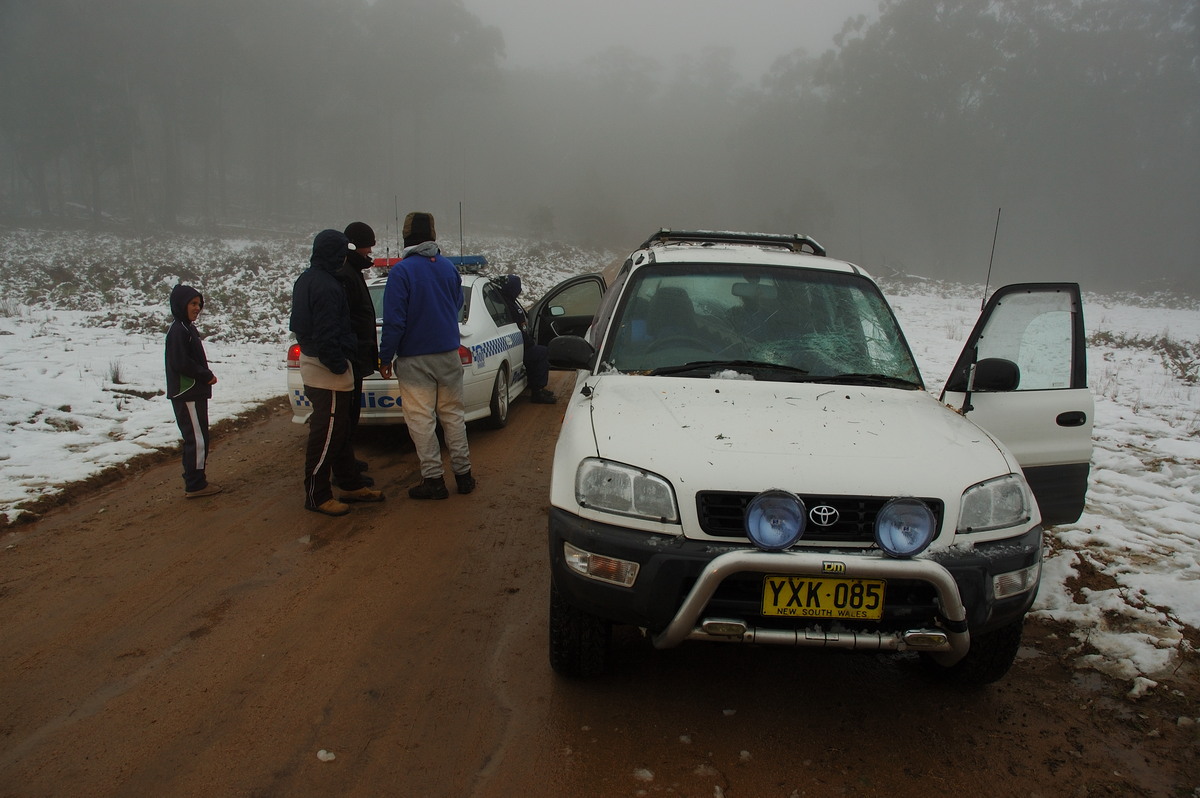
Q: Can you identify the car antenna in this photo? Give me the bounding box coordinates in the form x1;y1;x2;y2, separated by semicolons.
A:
981;207;1001;311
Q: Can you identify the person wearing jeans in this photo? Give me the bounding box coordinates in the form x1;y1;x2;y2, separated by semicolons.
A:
378;211;475;499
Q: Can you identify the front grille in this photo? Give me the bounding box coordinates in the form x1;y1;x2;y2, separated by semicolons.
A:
695;492;944;544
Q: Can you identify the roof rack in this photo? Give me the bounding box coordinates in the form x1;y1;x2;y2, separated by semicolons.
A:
639;229;826;257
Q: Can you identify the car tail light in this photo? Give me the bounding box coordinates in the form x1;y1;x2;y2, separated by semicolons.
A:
286;343;301;368
458;345;473;365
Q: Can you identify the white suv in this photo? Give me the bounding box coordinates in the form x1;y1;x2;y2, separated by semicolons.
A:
536;229;1092;685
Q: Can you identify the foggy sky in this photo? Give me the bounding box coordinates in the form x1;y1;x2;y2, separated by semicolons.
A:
2;0;1196;293
461;0;877;77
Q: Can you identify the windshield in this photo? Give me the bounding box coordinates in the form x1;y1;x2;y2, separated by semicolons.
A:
599;263;922;386
369;283;470;324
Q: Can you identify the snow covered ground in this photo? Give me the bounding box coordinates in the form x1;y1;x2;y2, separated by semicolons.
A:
1;229;1196;690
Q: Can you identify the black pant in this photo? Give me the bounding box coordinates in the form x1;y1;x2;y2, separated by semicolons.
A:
303;386;359;507
172;399;210;492
333;374;365;487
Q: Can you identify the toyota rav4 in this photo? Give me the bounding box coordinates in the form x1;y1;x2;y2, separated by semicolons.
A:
534;229;1092;685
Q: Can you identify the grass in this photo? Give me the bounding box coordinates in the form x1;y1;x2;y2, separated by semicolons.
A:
1089;330;1199;385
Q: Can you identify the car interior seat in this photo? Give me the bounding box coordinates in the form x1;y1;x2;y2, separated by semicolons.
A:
647;286;698;338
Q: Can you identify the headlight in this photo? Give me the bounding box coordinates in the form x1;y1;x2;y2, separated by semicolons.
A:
875;497;937;558
745;490;806;551
958;474;1033;533
575;458;678;522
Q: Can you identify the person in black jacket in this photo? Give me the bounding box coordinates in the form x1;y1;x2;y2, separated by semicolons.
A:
165;284;221;498
337;221;381;487
290;229;384;516
495;274;556;404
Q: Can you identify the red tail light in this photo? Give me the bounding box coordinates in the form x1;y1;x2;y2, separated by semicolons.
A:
458;345;473;365
286;343;302;367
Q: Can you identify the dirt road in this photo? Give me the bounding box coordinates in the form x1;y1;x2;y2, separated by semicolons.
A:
2;373;1197;798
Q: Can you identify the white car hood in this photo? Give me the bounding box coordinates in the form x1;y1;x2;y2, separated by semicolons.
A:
584;374;1015;498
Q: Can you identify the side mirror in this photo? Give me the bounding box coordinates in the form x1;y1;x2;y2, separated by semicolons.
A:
548;335;596;370
972;358;1020;391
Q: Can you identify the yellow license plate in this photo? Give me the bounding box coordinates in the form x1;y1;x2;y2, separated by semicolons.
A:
761;575;886;620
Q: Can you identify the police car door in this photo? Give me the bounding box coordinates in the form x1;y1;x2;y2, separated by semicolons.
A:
940;283;1093;526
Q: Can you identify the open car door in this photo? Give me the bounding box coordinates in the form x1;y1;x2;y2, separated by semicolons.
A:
528;273;607;349
940;283;1093;526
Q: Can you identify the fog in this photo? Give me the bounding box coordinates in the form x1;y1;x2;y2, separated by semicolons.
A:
1;0;1196;293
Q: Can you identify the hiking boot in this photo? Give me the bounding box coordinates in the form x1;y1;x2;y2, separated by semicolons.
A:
408;477;449;500
340;486;385;503
307;498;351;517
355;459;370;473
185;483;223;498
531;388;557;404
338;474;375;489
454;470;476;495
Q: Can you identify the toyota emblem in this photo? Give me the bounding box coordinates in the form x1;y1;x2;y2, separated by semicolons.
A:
809;505;839;527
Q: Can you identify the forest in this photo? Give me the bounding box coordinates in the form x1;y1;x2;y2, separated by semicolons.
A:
1;0;1196;291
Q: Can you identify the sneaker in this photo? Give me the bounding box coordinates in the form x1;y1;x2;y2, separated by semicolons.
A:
408;477;449;500
307;498;351;516
185;483;223;498
531;388;557;404
340;486;385;503
454;470;476;495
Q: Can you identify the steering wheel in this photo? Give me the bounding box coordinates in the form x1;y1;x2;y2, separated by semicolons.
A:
645;334;711;353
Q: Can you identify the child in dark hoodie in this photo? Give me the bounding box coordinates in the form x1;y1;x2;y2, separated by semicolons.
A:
166;284;221;498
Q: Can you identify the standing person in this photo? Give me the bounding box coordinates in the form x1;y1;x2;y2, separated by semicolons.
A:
165;284;221;498
337;221;381;487
494;274;556;404
290;228;384;516
378;211;475;499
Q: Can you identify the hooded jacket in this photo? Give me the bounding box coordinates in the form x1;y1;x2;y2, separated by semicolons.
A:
497;274;534;347
165;284;214;401
337;249;380;378
378;240;463;362
290;229;357;374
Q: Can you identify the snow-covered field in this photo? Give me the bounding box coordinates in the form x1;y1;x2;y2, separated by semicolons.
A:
1;229;1197;690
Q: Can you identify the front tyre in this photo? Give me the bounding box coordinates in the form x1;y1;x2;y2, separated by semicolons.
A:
922;617;1024;686
549;580;611;677
486;364;510;429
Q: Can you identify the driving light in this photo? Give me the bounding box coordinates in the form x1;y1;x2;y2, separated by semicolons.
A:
575;458;678;522
745;489;806;551
875;497;937;558
563;541;639;587
958;474;1033;533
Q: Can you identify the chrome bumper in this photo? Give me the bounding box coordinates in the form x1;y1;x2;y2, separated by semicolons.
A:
649;550;971;666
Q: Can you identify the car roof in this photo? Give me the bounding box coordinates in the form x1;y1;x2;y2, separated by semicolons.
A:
366;271;490;288
629;229;870;279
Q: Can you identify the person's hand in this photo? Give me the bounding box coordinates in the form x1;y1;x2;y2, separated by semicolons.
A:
379;360;393;379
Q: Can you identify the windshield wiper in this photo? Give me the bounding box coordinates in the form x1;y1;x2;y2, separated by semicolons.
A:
808;373;922;389
648;360;810;378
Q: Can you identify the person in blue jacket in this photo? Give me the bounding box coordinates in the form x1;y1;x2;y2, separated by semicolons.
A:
290;229;384;515
165;284;221;498
378;212;475;499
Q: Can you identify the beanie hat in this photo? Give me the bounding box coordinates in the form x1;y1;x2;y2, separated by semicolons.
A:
402;212;436;247
344;221;376;249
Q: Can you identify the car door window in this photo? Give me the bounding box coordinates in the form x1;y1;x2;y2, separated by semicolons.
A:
973;290;1076;390
482;282;515;327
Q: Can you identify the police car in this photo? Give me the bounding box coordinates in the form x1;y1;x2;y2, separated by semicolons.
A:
536;229;1093;685
287;256;528;428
